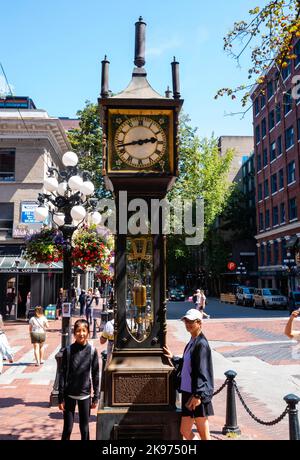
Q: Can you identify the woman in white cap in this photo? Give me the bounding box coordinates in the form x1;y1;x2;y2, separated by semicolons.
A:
164;308;214;440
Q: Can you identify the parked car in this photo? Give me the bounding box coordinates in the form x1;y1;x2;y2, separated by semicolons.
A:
236;286;255;306
169;289;185;301
253;288;288;309
288;291;300;314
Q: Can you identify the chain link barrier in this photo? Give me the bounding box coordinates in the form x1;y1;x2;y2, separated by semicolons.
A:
233;380;289;426
213;378;228;397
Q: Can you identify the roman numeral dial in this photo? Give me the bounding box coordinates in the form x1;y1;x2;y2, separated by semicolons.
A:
114;116;167;169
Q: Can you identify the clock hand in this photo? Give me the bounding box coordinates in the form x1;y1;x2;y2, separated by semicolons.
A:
119;137;157;147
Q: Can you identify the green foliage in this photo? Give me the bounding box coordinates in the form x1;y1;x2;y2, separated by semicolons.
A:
168;114;234;232
67;101;111;198
216;0;300;106
221;184;256;239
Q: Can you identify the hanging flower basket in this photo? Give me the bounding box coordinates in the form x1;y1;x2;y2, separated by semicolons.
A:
72;225;114;270
24;227;64;264
95;252;114;282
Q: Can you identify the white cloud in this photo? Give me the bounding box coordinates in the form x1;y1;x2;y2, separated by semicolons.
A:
0;75;15;97
147;38;182;58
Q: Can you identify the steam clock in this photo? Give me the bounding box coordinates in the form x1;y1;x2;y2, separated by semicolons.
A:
97;17;183;440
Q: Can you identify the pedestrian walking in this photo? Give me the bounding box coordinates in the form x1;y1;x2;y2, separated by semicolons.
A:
85;288;95;325
58;319;99;440
29;306;49;366
100;318;114;368
25;291;31;319
5;289;15;318
194;289;210;319
56;288;64;319
0;314;14;374
94;288;101;307
164;308;214;440
79;289;87;317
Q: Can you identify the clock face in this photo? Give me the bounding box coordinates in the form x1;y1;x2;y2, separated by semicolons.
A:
114;116;167;169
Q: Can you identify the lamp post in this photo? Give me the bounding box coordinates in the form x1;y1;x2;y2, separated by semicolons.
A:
236;262;247;285
282;251;297;301
34;151;100;406
14;258;20;320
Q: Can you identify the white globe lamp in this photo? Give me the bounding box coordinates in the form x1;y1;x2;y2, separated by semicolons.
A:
71;205;86;221
53;213;65;226
68;175;83;191
80;181;95;196
57;181;68;196
62;151;78;167
34;206;48;221
90;211;102;225
44;176;58;192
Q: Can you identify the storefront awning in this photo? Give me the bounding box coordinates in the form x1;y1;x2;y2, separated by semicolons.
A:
0;256;63;273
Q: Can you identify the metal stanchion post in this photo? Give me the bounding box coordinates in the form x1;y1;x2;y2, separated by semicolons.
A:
222;370;241;435
100;350;107;393
284;394;300;440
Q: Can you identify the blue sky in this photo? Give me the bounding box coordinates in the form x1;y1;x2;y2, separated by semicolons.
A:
0;0;266;138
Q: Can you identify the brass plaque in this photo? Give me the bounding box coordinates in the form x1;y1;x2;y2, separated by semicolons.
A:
113;373;168;405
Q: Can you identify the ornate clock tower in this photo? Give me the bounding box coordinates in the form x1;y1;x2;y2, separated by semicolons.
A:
97;17;183;440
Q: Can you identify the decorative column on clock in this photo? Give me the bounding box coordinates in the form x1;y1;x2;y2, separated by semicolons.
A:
96;17;183;440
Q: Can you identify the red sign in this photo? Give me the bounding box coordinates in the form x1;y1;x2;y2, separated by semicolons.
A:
227;262;237;271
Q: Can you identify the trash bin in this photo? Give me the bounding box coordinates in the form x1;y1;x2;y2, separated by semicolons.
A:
44;304;56;320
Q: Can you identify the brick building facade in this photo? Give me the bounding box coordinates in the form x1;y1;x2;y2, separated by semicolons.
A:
252;40;300;294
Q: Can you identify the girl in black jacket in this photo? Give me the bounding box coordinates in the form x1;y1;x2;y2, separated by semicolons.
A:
58;319;99;440
164;309;214;440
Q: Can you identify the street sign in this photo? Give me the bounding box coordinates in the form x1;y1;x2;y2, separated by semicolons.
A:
227;262;237;271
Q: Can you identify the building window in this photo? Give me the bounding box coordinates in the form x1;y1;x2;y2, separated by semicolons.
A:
267;80;274;99
282;61;292;80
280;202;285;223
271;173;277;194
285;126;294;150
270;141;276;161
289;197;297;220
298;118;300;141
266;242;272;265
260;245;265;266
264;179;269;198
287;160;296;184
273;206;279;226
255;125;260;144
254;98;260;115
258;183;263;201
263;148;268;167
269;110;275;130
257;153;262;171
0;203;13;236
295;40;300;67
279;168;284;189
0;149;15;182
274;241;279;265
277;135;282;156
275;103;281;124
261;118;266;137
261;93;266;108
259;212;264;230
284;90;292;115
265;209;270;228
281;239;287;263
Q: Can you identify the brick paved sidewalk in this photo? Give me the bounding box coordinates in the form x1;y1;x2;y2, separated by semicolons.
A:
0;315;295;440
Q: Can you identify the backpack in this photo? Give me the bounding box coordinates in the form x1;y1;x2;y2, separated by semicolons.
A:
65;343;95;386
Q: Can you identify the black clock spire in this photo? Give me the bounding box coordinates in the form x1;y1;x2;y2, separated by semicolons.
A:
134;16;146;68
171;56;181;99
101;55;110;98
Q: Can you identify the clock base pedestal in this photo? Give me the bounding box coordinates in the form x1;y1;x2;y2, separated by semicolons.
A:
96;353;182;440
96;398;182;440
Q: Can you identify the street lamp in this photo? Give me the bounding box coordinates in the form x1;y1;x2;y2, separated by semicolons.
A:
14;258;20;320
282;251;297;300
35;151;99;406
236;262;247;284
